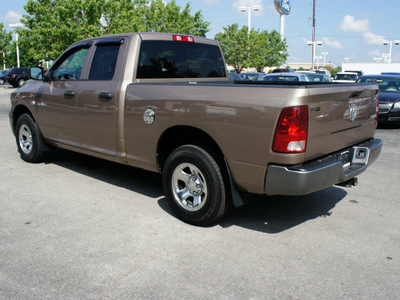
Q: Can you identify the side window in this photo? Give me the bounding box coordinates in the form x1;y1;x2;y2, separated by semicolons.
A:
89;44;120;80
52;47;89;81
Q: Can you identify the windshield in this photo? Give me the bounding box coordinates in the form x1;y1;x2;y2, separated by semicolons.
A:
357;77;400;92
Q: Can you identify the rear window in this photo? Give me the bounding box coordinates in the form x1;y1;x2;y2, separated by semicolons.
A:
137;40;226;79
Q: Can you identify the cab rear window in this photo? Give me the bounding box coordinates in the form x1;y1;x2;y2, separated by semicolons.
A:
137;40;226;79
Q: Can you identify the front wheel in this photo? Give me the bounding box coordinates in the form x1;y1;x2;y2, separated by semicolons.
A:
162;145;228;226
15;114;47;163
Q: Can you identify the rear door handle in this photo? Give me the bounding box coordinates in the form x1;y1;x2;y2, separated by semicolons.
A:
99;92;113;101
64;91;75;97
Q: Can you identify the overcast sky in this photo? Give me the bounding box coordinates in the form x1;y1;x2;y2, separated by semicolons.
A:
1;0;399;66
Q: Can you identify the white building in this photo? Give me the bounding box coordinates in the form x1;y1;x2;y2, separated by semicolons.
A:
342;62;400;75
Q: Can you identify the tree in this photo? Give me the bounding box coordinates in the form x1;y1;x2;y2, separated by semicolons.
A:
19;0;210;64
325;65;341;77
215;23;288;72
0;23;12;69
21;0;106;63
104;0;210;37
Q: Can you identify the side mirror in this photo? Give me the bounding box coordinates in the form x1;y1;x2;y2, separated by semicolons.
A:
29;67;44;80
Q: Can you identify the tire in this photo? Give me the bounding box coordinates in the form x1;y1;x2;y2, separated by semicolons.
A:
0;78;4;85
18;79;26;87
162;145;228;226
15;114;47;163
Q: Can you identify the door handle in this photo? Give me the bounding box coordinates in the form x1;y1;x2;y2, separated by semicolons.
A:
64;91;75;98
99;92;113;101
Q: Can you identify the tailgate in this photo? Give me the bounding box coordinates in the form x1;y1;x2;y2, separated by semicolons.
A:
305;83;378;161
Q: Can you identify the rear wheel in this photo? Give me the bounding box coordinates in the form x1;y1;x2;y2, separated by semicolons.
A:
18;79;25;87
163;145;228;226
0;78;4;85
15;114;47;163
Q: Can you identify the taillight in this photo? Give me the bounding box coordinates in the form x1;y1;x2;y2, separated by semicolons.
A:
273;106;308;153
173;35;195;42
12;74;16;78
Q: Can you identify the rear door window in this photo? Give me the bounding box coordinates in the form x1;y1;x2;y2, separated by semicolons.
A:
137;40;226;79
89;43;121;80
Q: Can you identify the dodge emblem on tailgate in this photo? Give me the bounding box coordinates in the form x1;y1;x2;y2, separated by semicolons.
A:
349;104;357;122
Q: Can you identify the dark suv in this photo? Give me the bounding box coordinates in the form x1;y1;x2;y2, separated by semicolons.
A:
6;67;29;87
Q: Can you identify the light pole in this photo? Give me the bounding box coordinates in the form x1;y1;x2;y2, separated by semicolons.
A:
344;57;350;63
373;57;383;63
9;23;23;68
383;40;400;63
307;41;322;69
321;51;328;66
315;56;322;69
239;5;261;36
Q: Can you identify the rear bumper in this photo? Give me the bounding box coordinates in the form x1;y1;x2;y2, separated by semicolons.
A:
265;138;382;196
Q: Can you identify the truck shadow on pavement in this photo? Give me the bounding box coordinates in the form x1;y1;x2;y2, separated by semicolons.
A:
47;148;347;233
219;187;347;233
46;148;164;198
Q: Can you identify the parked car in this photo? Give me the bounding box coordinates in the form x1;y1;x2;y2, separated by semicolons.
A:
333;72;359;83
239;72;266;81
262;73;311;82
271;68;295;73
357;74;400;124
381;72;400;76
306;73;332;82
296;71;332;82
0;70;8;85
228;73;243;80
345;70;363;77
315;69;332;77
6;67;29;87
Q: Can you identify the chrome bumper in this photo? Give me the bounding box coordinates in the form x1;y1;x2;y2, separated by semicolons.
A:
265;138;383;196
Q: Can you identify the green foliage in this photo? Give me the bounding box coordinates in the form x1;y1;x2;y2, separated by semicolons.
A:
0;23;12;68
18;0;210;64
325;65;341;77
215;23;288;72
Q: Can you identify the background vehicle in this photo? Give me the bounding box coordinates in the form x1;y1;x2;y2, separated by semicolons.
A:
271;68;295;73
357;74;400;124
9;32;382;226
345;70;363;77
381;72;400;76
0;70;8;85
334;72;359;83
315;69;332;77
239;72;265;81
296;71;332;82
262;73;311;82
6;67;29;87
228;73;242;80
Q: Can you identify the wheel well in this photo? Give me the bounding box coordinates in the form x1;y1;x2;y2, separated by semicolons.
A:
12;105;34;131
157;126;225;171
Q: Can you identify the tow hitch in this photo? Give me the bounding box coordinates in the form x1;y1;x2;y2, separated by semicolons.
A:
336;177;358;188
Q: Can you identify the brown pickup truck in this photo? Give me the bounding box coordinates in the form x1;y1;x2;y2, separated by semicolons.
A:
9;32;382;226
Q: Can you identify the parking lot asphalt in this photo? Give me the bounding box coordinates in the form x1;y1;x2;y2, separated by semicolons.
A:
1;87;399;299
